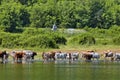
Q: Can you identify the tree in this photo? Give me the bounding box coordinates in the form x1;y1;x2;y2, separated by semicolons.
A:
0;1;30;32
19;8;30;27
18;0;37;6
0;1;20;32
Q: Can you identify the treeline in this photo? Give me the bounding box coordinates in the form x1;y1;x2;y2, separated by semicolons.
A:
0;0;120;32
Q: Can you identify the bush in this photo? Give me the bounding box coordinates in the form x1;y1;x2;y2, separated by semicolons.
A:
0;38;2;45
22;35;58;48
1;33;21;48
23;28;52;35
113;36;120;45
23;28;41;35
79;35;95;45
51;33;67;45
70;33;96;45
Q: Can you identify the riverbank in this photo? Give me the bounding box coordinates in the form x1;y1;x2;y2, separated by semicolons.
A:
1;45;120;54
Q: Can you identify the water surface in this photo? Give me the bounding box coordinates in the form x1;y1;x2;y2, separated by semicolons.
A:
0;61;120;80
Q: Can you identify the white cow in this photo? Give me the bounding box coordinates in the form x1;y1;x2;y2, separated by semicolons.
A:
71;52;79;61
55;52;67;60
114;53;120;61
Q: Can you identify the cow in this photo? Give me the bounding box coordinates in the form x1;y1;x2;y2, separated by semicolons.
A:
23;50;37;62
103;50;114;61
82;53;93;61
71;52;79;61
0;51;9;63
42;51;56;61
55;51;67;60
82;50;100;61
66;53;72;60
10;50;25;63
113;53;120;61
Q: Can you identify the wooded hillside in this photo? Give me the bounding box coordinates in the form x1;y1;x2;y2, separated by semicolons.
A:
0;0;120;32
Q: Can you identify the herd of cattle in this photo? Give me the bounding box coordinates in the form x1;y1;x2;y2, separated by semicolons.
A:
0;50;120;64
42;50;120;62
0;50;37;63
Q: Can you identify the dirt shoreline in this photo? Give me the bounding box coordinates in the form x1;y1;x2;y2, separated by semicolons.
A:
46;49;120;54
1;47;120;54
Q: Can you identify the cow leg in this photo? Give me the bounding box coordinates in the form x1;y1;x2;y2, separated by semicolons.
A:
111;57;114;61
2;55;6;64
15;57;18;63
53;57;56;61
12;57;16;63
0;58;3;63
88;57;92;61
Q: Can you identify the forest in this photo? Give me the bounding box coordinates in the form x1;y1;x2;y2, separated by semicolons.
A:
0;0;120;32
0;0;120;50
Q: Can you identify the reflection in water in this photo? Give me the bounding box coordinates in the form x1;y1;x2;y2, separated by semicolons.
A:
0;62;120;80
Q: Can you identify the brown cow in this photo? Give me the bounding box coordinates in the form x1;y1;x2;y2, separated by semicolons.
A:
82;51;94;61
10;50;25;63
0;51;9;63
42;51;56;61
82;53;93;60
103;50;114;61
82;50;100;61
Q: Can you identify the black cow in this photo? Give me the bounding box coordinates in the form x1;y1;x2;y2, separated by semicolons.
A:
0;51;9;63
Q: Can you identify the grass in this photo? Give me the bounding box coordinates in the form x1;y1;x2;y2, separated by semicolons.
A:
59;44;120;53
1;44;120;54
0;27;120;56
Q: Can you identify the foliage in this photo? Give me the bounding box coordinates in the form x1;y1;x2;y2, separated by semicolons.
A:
0;26;120;49
112;36;120;45
51;33;67;45
0;0;120;48
0;28;67;48
0;1;30;32
0;32;59;48
0;38;2;45
70;33;96;45
0;33;21;48
23;28;67;45
0;0;120;32
22;35;58;48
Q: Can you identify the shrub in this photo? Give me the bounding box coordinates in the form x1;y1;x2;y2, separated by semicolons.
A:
0;38;2;45
113;36;120;45
22;35;58;48
23;28;41;35
23;28;52;35
70;33;96;45
51;33;67;45
1;33;21;48
78;35;95;45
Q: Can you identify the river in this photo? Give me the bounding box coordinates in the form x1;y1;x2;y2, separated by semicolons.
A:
0;61;120;80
